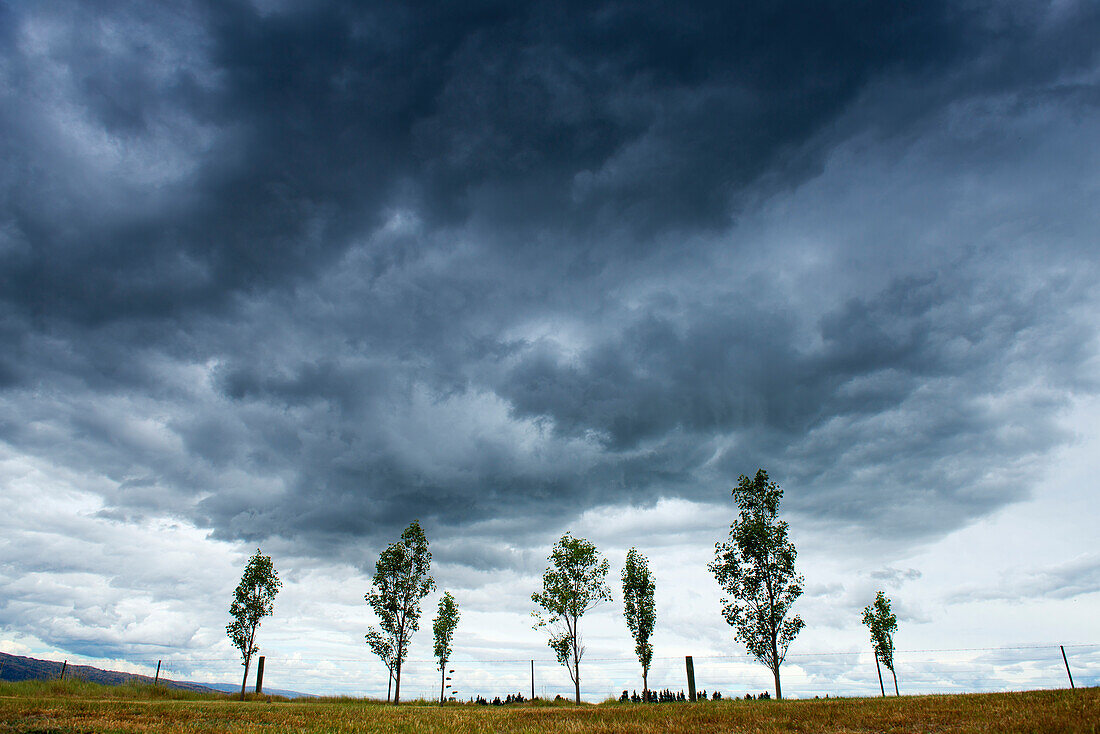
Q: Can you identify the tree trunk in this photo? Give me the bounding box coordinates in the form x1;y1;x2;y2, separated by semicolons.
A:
643;670;648;703
874;653;885;697
891;667;899;696
770;634;783;700
393;658;402;705
386;671;392;703
240;656;251;701
440;665;446;704
572;616;581;704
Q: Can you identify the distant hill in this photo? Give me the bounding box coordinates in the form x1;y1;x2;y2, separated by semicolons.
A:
0;652;218;693
0;652;313;698
190;682;316;699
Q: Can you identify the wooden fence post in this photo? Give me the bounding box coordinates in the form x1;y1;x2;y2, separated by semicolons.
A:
1060;646;1075;689
154;660;161;686
59;660;67;680
255;656;265;694
685;656;696;702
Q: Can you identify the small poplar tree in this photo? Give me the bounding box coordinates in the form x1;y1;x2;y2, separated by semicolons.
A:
365;520;435;705
531;532;611;703
432;591;460;704
862;590;900;696
708;469;804;700
364;627;397;702
621;547;656;699
226;549;281;700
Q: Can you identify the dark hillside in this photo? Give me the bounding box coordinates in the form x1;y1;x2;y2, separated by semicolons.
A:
0;652;217;694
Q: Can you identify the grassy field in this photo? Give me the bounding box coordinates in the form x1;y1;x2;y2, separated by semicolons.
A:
0;680;1096;733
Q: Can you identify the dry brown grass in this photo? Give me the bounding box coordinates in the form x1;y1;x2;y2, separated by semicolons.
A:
0;681;1096;733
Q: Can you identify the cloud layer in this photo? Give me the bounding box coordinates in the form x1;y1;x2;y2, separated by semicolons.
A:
1;0;1099;669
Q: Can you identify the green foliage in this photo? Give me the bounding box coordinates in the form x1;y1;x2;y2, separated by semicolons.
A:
432;591;460;704
432;592;460;669
621;547;656;687
226;549;282;669
531;533;611;702
708;470;804;698
862;591;899;672
364;627;396;678
365;520;435;703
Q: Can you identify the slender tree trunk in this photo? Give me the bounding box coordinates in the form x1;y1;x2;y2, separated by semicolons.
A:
394;657;402;705
240;655;251;701
386;671;392;703
643;670;648;703
891;667;899;696
770;635;783;700
874;653;885;697
240;624;257;701
440;665;445;704
572;616;581;704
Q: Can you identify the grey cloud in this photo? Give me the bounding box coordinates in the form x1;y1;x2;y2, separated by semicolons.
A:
0;0;1096;581
947;554;1100;604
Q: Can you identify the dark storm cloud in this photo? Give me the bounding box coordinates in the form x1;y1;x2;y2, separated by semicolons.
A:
0;0;1098;570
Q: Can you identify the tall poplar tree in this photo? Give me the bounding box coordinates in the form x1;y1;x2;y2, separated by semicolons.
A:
432;591;460;704
709;469;804;699
862;590;900;696
226;549;281;700
531;533;611;703
621;547;656;698
365;520;434;704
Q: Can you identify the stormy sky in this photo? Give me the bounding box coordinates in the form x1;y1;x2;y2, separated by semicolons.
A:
1;0;1098;698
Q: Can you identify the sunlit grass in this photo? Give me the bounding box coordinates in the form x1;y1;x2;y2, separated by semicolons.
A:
0;679;1095;733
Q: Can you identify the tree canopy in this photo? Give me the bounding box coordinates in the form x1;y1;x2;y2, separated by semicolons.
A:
532;532;611;703
708;469;804;700
432;591;460;703
862;590;900;695
226;549;281;700
621;547;656;696
365;520;434;705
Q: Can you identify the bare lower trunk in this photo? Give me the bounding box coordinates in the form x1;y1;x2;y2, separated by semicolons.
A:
874;654;885;697
574;658;581;704
240;656;251;701
772;664;782;700
440;666;446;704
891;667;899;696
386;672;392;703
643;670;648;702
394;658;402;705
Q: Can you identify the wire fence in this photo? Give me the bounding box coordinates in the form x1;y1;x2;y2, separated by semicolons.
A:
38;643;1097;701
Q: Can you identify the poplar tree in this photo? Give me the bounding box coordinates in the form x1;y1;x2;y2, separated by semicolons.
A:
226;549;281;700
364;628;397;702
532;533;611;703
862;590;900;696
621;547;656;698
709;469;804;699
432;591;460;704
365;520;434;705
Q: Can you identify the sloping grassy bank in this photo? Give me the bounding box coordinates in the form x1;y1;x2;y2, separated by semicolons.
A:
0;680;1095;733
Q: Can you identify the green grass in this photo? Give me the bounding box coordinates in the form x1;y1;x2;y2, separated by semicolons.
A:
1;680;1096;733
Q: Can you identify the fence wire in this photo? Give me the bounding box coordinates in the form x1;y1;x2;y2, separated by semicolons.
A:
39;643;1097;701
